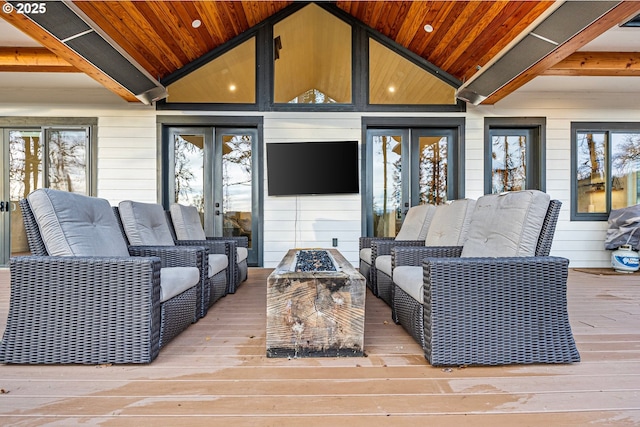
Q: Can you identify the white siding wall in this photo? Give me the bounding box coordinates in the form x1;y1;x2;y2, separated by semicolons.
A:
96;112;157;204
262;112;363;266
2;90;638;268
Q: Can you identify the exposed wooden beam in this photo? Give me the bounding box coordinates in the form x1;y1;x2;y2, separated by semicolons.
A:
482;1;640;105
0;47;80;72
0;8;140;102
544;51;640;76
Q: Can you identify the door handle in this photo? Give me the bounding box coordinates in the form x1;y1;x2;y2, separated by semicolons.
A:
0;201;4;212
215;210;221;216
0;201;6;212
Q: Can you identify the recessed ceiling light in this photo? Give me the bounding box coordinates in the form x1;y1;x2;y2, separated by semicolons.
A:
423;24;433;33
229;84;237;92
388;86;396;93
192;19;202;29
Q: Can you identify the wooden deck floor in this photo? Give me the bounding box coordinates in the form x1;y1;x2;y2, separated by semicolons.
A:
0;267;638;426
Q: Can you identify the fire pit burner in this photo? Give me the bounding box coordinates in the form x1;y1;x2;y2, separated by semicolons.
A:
294;250;336;272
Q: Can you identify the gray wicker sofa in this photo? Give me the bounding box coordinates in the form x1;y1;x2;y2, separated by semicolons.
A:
0;189;203;364
166;203;249;294
391;190;580;366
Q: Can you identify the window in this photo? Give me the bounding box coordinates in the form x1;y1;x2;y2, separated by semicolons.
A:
158;2;464;112
166;38;256;104
484;118;545;194
572;122;640;220
369;39;456;105
273;3;352;104
7;124;95;199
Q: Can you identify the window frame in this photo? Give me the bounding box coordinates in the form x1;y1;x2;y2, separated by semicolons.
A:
1;117;98;196
157;2;465;113
571;121;640;221
484;117;546;195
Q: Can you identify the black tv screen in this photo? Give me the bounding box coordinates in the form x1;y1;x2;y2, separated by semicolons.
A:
267;141;359;196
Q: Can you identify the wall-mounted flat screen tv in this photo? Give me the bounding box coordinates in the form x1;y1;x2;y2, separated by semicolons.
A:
267;141;359;196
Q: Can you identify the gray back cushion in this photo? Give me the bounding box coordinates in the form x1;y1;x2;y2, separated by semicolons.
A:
170;203;207;240
395;204;437;241
461;190;550;257
27;188;129;257
118;200;176;246
425;198;476;246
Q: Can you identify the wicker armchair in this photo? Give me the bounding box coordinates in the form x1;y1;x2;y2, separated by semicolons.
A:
0;191;200;364
358;204;435;296
166;203;249;294
114;201;229;319
391;192;580;366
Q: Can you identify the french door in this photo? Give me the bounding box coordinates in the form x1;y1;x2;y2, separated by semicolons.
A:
1;127;92;266
365;126;460;238
165;126;261;266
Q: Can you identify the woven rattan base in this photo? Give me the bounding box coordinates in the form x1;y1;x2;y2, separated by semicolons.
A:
376;270;393;307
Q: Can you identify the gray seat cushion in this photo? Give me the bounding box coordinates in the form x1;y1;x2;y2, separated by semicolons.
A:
160;267;200;302
119;200;175;246
208;254;228;277
359;247;372;264
395;204;437;241
169;203;207;240
237;247;248;263
375;255;393;277
27;189;129;257
425;198;476;246
461;190;551;258
393;266;424;303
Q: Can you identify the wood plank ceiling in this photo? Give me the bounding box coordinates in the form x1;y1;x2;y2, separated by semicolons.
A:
1;1;639;104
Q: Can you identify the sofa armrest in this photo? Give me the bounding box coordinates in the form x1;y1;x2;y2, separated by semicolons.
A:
0;256;163;364
359;236;394;250
175;239;236;294
421;256;578;366
178;239;231;255
393;246;463;267
128;245;206;269
374;240;425;258
207;235;248;248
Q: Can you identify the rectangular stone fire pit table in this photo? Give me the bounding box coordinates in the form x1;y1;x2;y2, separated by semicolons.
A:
266;249;366;358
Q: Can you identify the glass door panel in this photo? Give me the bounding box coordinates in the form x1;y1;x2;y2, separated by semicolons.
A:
217;129;258;265
416;134;449;205
8;129;42;261
369;130;409;238
172;131;206;213
220;133;252;243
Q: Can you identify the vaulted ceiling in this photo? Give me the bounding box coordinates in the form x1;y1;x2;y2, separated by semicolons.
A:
1;1;639;105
